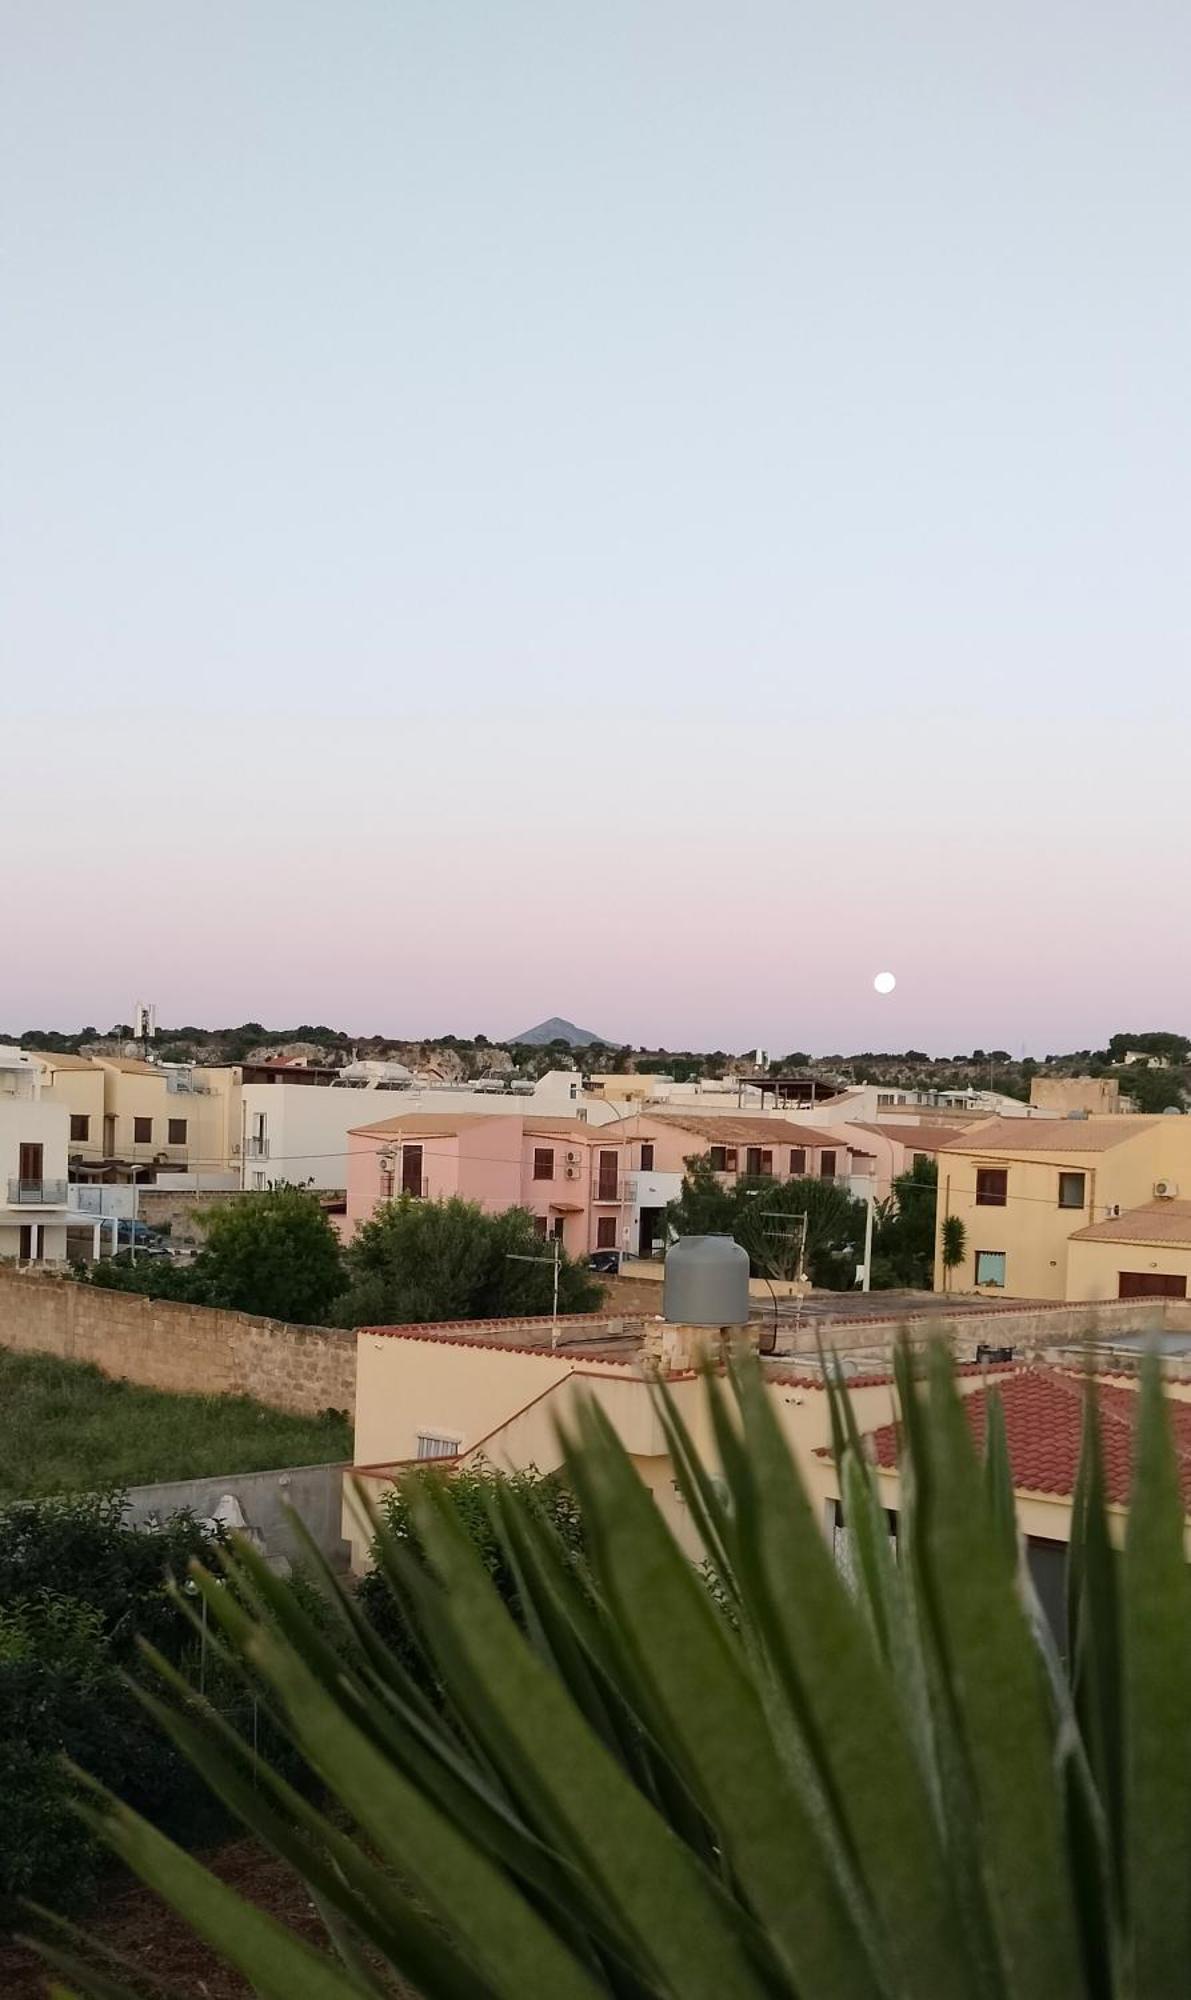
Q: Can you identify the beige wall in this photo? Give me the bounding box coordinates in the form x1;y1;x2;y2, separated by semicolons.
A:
1030;1077;1123;1115
0;1267;355;1416
934;1123;1191;1299
36;1062;107;1160
1067;1236;1191;1301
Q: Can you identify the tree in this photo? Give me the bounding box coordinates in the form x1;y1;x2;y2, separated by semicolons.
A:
0;1492;225;1921
663;1153;736;1239
1108;1030;1191;1065
336;1195;604;1327
666;1161;865;1289
197;1187;345;1324
1119;1066;1187;1114
941;1212;966;1288
54;1352;1191;1999
871;1158;938;1289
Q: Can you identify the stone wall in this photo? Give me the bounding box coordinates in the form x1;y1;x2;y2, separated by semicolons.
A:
0;1267;355;1417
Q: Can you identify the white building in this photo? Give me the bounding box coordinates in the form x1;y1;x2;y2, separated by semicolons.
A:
0;1047;123;1262
241;1069;587;1191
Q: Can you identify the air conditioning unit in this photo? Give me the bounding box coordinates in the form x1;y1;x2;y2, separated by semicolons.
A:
1154;1180;1179;1199
564;1163;582;1181
1107;1203;1121;1217
564;1149;582;1165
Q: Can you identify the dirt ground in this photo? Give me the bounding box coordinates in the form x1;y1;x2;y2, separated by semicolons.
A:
0;1837;334;1998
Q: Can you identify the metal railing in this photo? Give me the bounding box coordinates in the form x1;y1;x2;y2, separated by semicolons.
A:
7;1178;68;1205
245;1137;270;1159
593;1178;622;1203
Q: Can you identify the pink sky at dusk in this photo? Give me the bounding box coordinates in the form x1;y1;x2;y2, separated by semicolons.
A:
3;3;1189;1056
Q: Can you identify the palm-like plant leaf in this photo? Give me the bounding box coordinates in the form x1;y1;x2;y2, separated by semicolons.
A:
35;1340;1191;2000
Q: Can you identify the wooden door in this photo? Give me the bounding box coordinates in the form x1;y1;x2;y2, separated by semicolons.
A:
1118;1271;1188;1299
18;1142;43;1190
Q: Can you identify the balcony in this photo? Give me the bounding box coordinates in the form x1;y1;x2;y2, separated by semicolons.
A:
7;1178;69;1206
245;1137;270;1160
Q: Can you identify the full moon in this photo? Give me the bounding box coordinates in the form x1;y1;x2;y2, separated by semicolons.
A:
873;971;897;995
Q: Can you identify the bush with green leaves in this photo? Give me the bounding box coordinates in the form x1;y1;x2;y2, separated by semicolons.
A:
0;1493;226;1924
86;1186;347;1326
356;1462;585;1687
666;1154;867;1287
336;1194;605;1327
37;1347;1191;1997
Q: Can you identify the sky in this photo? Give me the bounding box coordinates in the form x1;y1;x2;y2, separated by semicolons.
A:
3;1;1189;1056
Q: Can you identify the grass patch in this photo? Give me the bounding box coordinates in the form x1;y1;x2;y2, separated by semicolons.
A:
0;1349;353;1499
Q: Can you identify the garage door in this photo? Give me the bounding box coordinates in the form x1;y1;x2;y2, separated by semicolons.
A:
1118;1271;1188;1299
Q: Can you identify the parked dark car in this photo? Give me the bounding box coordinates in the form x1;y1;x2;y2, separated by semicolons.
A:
589;1249;622;1276
115;1218;171;1254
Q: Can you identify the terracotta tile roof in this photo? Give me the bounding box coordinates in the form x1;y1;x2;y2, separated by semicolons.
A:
645;1112;849;1148
1069;1199;1191;1247
939;1116;1161;1155
358;1314;644;1365
864;1367;1191;1507
346;1112;617;1142
347;1112;498;1139
854;1122;967;1153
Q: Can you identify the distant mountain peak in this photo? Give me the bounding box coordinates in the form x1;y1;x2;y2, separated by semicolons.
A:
512;1016;606;1048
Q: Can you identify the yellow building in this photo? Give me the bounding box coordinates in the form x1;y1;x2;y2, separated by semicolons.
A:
345;1316;1191;1585
29;1052;108;1167
31;1052;239;1183
934;1115;1191;1301
1067;1201;1191;1302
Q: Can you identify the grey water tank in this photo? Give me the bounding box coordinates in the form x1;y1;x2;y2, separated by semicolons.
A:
663;1235;750;1327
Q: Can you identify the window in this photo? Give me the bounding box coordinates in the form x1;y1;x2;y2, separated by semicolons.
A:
975;1167;1008;1206
709;1146;738;1174
790;1148;806;1174
1058;1171;1086;1210
639;1143;655;1171
70;1114;90;1142
597;1150;619;1200
551;1217;565;1241
745;1147;773;1176
533;1147;555;1181
820;1150;837;1179
975;1251;1006;1288
133;1117;152;1144
416;1432;460;1462
596;1216;617;1248
400;1144;424;1196
533;1215;549;1238
168;1118;187;1145
18;1143;43;1189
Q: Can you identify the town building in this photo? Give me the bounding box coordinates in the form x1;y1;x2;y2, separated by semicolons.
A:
27;1051;239;1187
344;1113;627;1259
1029;1075;1126;1116
933;1115;1191;1301
241;1068;585;1193
0;1047;119;1261
345;1312;1188;1594
591;1112;878;1259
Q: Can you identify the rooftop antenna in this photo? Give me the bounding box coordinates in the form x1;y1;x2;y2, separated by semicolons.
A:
133;1001;157;1063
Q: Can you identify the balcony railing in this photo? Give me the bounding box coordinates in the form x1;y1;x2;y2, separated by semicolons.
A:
593;1177;622;1203
8;1178;69;1206
245;1137;270;1159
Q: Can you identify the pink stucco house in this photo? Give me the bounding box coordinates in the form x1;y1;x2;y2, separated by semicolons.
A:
344;1113;627;1259
346;1106;878;1265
